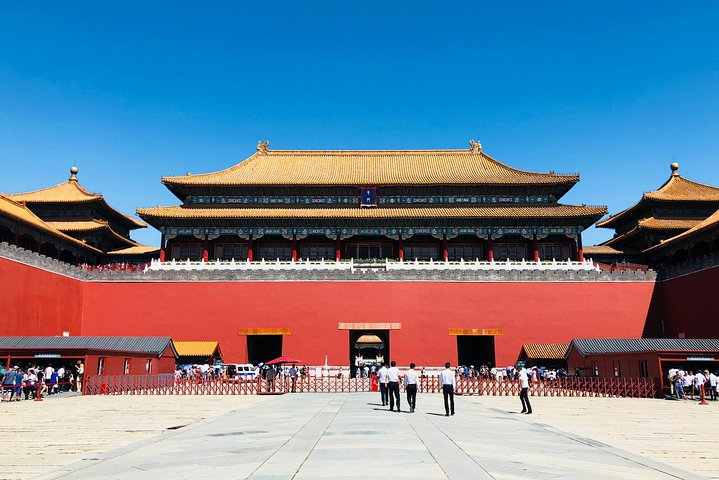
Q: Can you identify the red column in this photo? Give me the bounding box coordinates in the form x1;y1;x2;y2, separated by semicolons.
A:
291;234;297;262
335;235;341;261
442;234;448;262
398;235;404;261
487;234;494;262
248;235;254;262
532;234;539;262
159;233;166;262
203;234;209;262
577;231;584;262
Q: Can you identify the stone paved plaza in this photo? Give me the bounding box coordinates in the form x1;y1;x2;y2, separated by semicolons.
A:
1;392;717;480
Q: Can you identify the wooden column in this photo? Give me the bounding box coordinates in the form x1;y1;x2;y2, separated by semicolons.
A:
442;234;448;262
248;234;254;262
203;234;209;262
291;234;297;262
398;234;404;261
159;233;166;262
532;233;539;262
335;234;341;261
13;229;19;247
487;234;494;262
577;231;584;262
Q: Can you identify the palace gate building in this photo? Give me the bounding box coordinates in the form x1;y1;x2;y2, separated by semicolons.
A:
1;141;717;371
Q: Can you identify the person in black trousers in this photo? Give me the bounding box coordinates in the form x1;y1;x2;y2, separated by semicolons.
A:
517;364;532;414
387;361;401;412
404;363;418;413
440;362;455;416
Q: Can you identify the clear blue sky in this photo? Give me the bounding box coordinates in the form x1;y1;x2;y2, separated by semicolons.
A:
1;2;717;247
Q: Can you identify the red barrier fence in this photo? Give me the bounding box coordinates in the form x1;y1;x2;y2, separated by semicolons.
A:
86;375;657;398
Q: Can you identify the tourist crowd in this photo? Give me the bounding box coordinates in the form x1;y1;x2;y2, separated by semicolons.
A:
668;368;718;400
1;362;84;402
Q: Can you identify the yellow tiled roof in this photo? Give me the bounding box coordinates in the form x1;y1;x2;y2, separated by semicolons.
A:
521;343;570;360
583;245;624;255
106;245;160;255
644;208;719;254
137;204;607;220
602;217;700;248
162;148;580;187
7;178;146;228
636;218;703;230
45;220;109;232
645;175;719;202
0;194;101;253
7;179;101;203
597;170;719;229
46;220;138;247
173;341;220;357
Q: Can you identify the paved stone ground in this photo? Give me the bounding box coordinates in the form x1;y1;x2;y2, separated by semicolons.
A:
1;392;717;480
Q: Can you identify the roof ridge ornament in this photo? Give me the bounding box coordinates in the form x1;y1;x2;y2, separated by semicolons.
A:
469;139;482;154
69;166;78;182
257;140;270;154
670;162;680;176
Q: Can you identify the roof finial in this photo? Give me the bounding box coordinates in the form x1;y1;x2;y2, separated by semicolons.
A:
69;166;79;182
257;140;270;154
670;162;679;176
469;139;482;154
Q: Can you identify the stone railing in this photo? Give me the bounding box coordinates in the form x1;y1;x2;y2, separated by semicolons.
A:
656;253;719;281
0;242;657;283
146;257;600;273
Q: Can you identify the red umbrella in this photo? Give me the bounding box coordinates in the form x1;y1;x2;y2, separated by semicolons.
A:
265;356;302;365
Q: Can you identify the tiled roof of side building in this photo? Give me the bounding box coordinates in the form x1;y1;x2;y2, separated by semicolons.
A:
597;164;719;229
173;341;220;357
583;245;624;255
602;217;701;248
644;208;719;254
161;146;581;187
137;204;608;221
106;245;160;255
46;220;139;247
0;195;101;253
521;343;570;360
569;338;719;356
6;168;147;229
0;336;177;357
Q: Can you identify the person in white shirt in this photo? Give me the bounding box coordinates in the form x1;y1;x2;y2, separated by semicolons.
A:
377;364;389;406
708;371;718;401
404;363;419;413
694;371;706;399
387;361;402;412
439;362;456;416
517;364;532;414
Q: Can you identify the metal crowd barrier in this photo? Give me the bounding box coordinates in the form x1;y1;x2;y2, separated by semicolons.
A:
85;375;657;398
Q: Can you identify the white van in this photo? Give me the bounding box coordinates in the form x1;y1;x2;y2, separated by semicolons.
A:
226;364;257;381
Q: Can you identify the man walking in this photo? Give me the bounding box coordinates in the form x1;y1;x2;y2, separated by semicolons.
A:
289;363;298;393
440;362;455;416
518;363;532;414
378;363;389;406
405;363;418;413
387;361;401;412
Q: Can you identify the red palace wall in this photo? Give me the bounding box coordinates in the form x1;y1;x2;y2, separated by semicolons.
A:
81;280;657;367
661;265;719;339
0;258;83;336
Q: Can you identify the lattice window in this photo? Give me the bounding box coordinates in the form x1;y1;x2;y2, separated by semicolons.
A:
538;243;572;261
257;245;292;260
404;243;439;260
300;244;335;260
447;243;483;261
172;243;203;261
214;243;248;261
493;243;528;261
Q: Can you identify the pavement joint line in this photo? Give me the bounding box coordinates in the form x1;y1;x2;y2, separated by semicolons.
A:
39;397;269;480
404;414;451;480
291;397;346;479
479;404;706;480
245;395;343;479
410;412;495;480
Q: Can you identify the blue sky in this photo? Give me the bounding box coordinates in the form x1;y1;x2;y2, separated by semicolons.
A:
1;2;717;247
